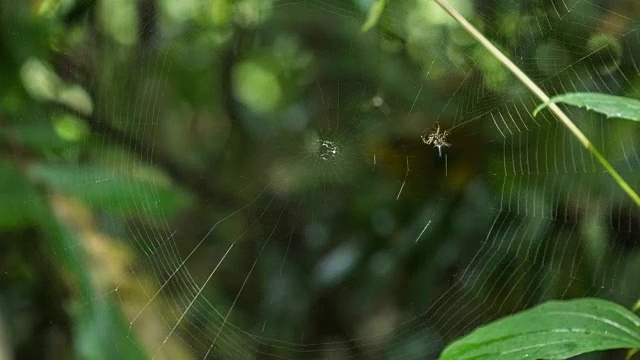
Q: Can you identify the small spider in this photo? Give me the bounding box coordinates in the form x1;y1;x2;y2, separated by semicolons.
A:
421;122;451;157
316;139;339;161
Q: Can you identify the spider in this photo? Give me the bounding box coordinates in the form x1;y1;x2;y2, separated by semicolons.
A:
421;122;451;157
316;139;339;161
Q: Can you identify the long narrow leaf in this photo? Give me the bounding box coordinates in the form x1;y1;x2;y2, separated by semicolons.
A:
361;0;387;32
439;298;640;360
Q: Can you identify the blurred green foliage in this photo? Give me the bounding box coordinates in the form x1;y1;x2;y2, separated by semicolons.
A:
0;0;639;359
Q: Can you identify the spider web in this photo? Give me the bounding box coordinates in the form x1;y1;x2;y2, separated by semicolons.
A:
35;0;640;359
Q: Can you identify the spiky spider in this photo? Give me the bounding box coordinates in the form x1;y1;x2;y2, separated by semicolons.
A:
316;139;339;161
421;122;451;157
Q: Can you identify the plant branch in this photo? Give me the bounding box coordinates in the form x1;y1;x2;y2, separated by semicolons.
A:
432;0;640;207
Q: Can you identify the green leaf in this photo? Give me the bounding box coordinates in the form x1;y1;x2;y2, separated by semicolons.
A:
29;192;148;360
533;92;640;122
439;298;640;360
27;164;191;218
0;159;38;228
75;297;149;360
361;0;387;33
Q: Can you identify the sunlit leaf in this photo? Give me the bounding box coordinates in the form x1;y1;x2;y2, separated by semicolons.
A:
233;60;282;113
533;92;640;122
439;298;640;360
361;0;387;33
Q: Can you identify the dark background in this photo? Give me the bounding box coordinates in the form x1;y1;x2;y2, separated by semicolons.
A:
1;0;640;359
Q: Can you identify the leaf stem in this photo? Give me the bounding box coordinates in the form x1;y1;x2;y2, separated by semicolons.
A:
431;0;640;207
